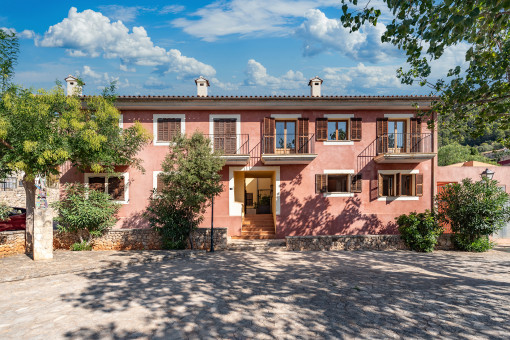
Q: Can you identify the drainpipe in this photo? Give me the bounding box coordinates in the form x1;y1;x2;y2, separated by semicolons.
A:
431;110;437;211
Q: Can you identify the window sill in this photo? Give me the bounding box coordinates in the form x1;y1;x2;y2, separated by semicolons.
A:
377;196;419;201
323;192;354;198
323;140;354;146
153;141;174;146
114;199;129;205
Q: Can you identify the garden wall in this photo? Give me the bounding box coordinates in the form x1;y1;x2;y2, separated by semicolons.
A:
0;230;25;257
286;234;454;251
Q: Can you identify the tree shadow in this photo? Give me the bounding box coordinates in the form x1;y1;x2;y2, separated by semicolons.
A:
60;251;510;339
279;173;395;237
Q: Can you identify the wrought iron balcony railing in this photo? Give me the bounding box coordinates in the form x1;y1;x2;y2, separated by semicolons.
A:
376;133;433;154
262;133;315;155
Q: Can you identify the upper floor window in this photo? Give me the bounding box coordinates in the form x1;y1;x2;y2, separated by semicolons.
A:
316;117;361;142
153;114;185;145
377;117;422;153
263;117;310;154
213;118;237;154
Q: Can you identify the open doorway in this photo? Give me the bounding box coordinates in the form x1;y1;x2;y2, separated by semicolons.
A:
244;176;273;215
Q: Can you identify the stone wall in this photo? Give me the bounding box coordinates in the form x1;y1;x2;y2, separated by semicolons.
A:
53;227;228;251
286;234;455;251
190;228;228;251
0;231;25;257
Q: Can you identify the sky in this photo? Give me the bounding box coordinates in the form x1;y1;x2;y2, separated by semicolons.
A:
1;1;468;96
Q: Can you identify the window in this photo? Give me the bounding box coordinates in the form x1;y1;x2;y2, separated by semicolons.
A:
377;117;422;153
275;121;296;154
213;118;237;154
315;172;362;196
377;172;423;198
153;114;185;145
0;177;17;191
327;120;348;141
327;175;348;192
316;117;362;142
85;173;129;204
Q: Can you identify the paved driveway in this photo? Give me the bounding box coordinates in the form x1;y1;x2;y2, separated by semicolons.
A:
1;249;510;339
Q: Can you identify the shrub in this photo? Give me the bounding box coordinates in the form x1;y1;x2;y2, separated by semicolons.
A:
396;210;443;252
0;202;13;221
70;240;93;251
52;183;121;249
436;178;510;252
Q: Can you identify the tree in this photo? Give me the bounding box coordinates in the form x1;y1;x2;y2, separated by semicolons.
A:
0;29;19;93
340;1;510;146
145;132;224;249
52;183;121;250
0;85;150;259
436;178;510;251
437;143;497;166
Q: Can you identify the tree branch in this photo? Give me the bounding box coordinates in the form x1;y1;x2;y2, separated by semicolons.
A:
0;139;13;150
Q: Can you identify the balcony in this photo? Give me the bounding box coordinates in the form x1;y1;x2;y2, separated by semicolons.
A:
374;133;435;163
206;134;250;165
261;133;317;165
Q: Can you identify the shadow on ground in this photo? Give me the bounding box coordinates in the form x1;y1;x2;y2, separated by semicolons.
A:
62;250;510;339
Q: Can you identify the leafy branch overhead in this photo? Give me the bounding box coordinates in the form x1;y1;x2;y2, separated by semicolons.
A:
340;0;510;145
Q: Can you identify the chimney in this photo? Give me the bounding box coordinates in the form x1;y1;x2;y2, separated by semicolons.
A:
308;76;323;97
65;75;83;96
195;76;210;97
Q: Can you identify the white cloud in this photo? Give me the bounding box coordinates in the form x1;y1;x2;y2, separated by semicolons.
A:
160;5;185;15
38;7;215;77
143;76;168;90
323;63;403;94
119;64;136;72
1;27;36;39
296;9;400;62
80;65;130;89
211;77;240;91
98;5;153;23
172;0;339;41
244;59;306;90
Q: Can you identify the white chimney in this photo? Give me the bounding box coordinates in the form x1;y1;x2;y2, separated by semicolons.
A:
195;76;210;97
65;75;83;96
308;76;323;97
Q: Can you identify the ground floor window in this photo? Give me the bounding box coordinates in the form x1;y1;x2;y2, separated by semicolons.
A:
378;172;423;197
327;174;349;193
316;173;362;194
85;173;129;204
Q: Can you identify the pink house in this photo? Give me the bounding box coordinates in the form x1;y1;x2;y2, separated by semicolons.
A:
62;76;441;239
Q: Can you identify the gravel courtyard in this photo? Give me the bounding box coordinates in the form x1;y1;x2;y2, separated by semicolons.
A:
1;249;510;339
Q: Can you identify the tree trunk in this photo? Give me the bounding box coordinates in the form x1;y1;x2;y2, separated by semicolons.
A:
188;218;194;250
24;176;54;260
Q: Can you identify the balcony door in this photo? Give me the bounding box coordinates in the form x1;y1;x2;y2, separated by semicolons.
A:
388;120;406;153
214;119;237;154
275;121;296;154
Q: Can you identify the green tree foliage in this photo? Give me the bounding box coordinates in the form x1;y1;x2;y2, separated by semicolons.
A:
438;143;497;166
340;1;510;146
52;183;121;249
145;132;224;249
396;210;443;252
436;178;510;251
0;29;19;93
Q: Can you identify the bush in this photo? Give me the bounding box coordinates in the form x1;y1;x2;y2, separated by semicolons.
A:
52;183;121;249
396;210;443;252
436;178;510;252
70;240;93;251
0;202;13;221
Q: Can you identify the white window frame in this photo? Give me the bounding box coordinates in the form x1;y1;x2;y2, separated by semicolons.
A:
377;169;419;201
209;114;241;152
323;114;354;146
323;169;355;197
84;172;130;204
153;114;185;146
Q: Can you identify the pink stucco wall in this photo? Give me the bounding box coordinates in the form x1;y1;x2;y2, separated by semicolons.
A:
437;166;510;194
60;106;437;237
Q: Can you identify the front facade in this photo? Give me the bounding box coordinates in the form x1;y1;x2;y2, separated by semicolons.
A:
61;78;438;239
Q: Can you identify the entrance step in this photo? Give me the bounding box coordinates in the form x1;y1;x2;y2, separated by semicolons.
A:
239;214;276;240
231;235;276;240
227;239;286;251
241;226;276;232
241;230;276;236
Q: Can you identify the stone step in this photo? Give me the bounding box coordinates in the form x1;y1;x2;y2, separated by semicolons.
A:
242;226;275;232
227;239;286;251
242;222;275;227
242;217;274;223
241;230;276;236
230;235;278;240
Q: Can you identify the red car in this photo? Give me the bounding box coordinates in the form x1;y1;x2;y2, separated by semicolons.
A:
0;208;26;232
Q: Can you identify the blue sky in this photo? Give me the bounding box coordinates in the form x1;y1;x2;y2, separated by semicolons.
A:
2;1;468;96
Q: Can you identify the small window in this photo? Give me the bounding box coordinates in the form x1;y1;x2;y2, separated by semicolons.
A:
327;175;349;193
70;82;74;85
315;82;319;86
86;174;128;203
327;120;348;141
157;118;181;142
381;175;395;196
200;83;204;86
